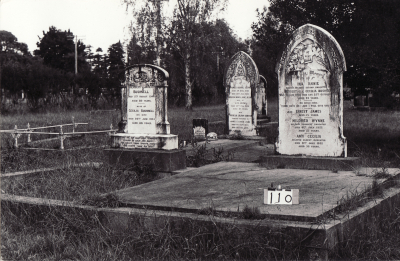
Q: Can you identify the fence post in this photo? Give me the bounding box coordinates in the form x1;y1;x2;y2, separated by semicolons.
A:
88;111;92;131
11;125;21;148
27;123;32;143
59;125;65;150
108;124;114;136
72;116;75;133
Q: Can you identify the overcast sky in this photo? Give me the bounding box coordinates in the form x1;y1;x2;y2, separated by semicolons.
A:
0;0;269;54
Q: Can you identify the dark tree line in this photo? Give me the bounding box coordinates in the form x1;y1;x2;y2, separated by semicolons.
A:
1;27;125;112
1;14;244;112
251;0;400;107
4;0;394;111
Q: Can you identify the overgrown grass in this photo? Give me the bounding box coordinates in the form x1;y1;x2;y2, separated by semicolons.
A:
2;197;400;260
1;165;155;202
1;135;108;173
1;145;162;203
2;101;400;260
343;101;400;167
1;201;311;261
4;100;398;168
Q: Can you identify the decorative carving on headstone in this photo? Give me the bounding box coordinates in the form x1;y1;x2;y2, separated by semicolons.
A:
275;24;347;157
224;51;259;136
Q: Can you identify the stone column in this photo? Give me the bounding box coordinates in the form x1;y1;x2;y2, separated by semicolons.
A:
118;84;128;133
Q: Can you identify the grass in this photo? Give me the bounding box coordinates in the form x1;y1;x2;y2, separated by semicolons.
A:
1;135;109;173
2;101;400;260
1;163;157;202
2;194;400;260
1;201;310;261
3;99;399;168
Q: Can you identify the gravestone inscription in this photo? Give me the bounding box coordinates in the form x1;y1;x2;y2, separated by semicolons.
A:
224;51;259;136
111;64;177;150
276;24;347;157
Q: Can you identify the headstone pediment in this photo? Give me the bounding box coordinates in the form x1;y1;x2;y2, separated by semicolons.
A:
225;51;259;89
126;64;169;87
276;24;346;75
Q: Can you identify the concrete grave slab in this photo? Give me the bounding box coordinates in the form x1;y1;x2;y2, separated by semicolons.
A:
115;162;399;222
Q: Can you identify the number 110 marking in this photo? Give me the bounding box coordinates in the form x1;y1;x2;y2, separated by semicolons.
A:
264;189;299;205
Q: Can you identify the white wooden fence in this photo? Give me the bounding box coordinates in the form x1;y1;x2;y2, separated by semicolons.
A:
1;117;116;149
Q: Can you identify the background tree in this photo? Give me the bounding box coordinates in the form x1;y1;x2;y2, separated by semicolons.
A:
167;19;246;106
34;26;88;74
76;70;103;109
0;31;31;97
124;0;245;108
106;41;125;105
169;0;227;110
252;0;400;106
92;48;107;77
127;34;157;65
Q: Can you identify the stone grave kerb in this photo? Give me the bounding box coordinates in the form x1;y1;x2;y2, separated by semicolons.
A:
224;51;259;136
119;64;170;135
258;75;267;116
275;24;347;157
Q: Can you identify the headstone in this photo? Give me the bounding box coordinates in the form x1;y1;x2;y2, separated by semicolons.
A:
275;24;347;157
224;51;259;136
257;75;267;116
193;119;208;140
354;95;367;107
107;64;185;172
111;64;176;149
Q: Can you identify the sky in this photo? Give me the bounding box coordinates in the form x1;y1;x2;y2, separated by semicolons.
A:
0;0;269;55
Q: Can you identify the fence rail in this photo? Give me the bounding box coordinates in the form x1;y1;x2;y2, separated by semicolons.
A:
1;116;116;149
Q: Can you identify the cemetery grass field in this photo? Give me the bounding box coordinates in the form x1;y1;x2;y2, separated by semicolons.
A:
2;100;400;260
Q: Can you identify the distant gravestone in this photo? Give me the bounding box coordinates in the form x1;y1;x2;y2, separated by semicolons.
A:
107;64;186;172
111;64;177;149
275;24;347;157
193;119;208;140
224;51;259;136
257;75;267;116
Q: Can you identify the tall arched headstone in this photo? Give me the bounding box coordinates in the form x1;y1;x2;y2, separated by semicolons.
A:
275;24;347;157
225;51;259;136
107;64;186;172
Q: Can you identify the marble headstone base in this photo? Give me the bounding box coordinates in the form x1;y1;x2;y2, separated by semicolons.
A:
259;155;361;171
110;133;178;150
105;148;186;172
108;133;184;172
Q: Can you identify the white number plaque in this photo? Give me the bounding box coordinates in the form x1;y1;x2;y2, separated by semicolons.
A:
264;189;299;205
